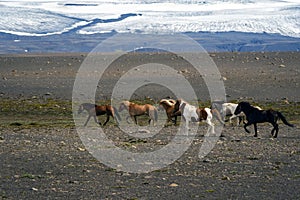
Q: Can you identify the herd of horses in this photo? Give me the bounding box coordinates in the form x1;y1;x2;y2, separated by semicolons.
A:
78;99;294;138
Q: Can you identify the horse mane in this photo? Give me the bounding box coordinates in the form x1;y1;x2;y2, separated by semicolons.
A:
159;99;176;107
121;100;131;107
179;102;187;111
242;102;260;110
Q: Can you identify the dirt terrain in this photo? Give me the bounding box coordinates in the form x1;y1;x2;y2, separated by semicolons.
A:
0;52;299;199
1;122;299;199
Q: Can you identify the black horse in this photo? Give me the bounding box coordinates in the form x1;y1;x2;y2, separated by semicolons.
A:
234;102;294;138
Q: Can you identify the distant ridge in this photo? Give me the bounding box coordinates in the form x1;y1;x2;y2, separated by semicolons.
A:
0;31;299;54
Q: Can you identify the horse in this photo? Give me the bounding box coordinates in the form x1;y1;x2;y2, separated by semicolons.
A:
221;102;262;126
118;101;158;125
173;99;224;133
78;103;121;126
234;101;294;138
159;99;181;125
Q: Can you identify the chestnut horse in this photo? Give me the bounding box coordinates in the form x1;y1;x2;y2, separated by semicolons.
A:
78;103;121;126
119;101;158;125
234;101;294;138
173;99;224;132
159;99;181;125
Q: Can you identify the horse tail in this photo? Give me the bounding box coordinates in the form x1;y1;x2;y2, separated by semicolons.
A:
212;109;225;125
277;111;294;127
154;107;158;122
113;106;121;123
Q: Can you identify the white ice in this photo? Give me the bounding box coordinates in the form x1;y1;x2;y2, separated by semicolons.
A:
0;0;299;37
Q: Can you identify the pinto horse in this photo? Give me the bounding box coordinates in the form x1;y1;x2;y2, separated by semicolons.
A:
221;102;262;126
159;99;181;125
78;103;121;126
173;99;224;132
234;101;294;138
119;101;158;125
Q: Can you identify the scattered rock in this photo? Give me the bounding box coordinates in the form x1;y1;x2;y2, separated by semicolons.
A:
138;129;150;134
77;147;85;152
221;176;231;180
178;69;188;74
279;64;286;68
10;122;22;126
169;183;179;187
44;92;52;96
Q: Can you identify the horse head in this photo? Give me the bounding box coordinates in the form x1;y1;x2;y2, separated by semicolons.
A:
78;104;84;114
173;99;182;114
118;103;125;112
159;99;175;111
173;99;187;116
234;102;251;115
119;101;130;112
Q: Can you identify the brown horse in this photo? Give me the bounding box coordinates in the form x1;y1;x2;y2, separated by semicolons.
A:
159;99;181;125
78;103;121;126
119;101;158;125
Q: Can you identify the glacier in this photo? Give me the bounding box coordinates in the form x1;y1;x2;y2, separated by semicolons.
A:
0;0;299;53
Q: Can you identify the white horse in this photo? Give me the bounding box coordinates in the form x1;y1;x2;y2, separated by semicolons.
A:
221;103;262;125
173;99;224;133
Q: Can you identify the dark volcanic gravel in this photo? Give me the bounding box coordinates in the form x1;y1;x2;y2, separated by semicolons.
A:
0;52;299;101
0;52;299;199
1;124;299;199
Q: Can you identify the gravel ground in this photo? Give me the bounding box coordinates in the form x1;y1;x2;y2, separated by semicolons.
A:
0;52;299;199
1;123;299;199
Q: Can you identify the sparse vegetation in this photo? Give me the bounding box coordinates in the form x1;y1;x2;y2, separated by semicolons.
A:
0;98;299;128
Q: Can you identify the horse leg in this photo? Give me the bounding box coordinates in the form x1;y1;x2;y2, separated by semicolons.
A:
111;113;118;125
173;116;178;125
114;115;119;125
206;119;215;134
185;119;189;130
148;112;154;126
229;115;234;125
134;116;138;125
244;123;251;133
271;123;279;138
238;116;244;125
103;115;110;126
126;116;132;124
253;123;258;137
84;115;91;126
166;114;171;123
94;115;101;126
